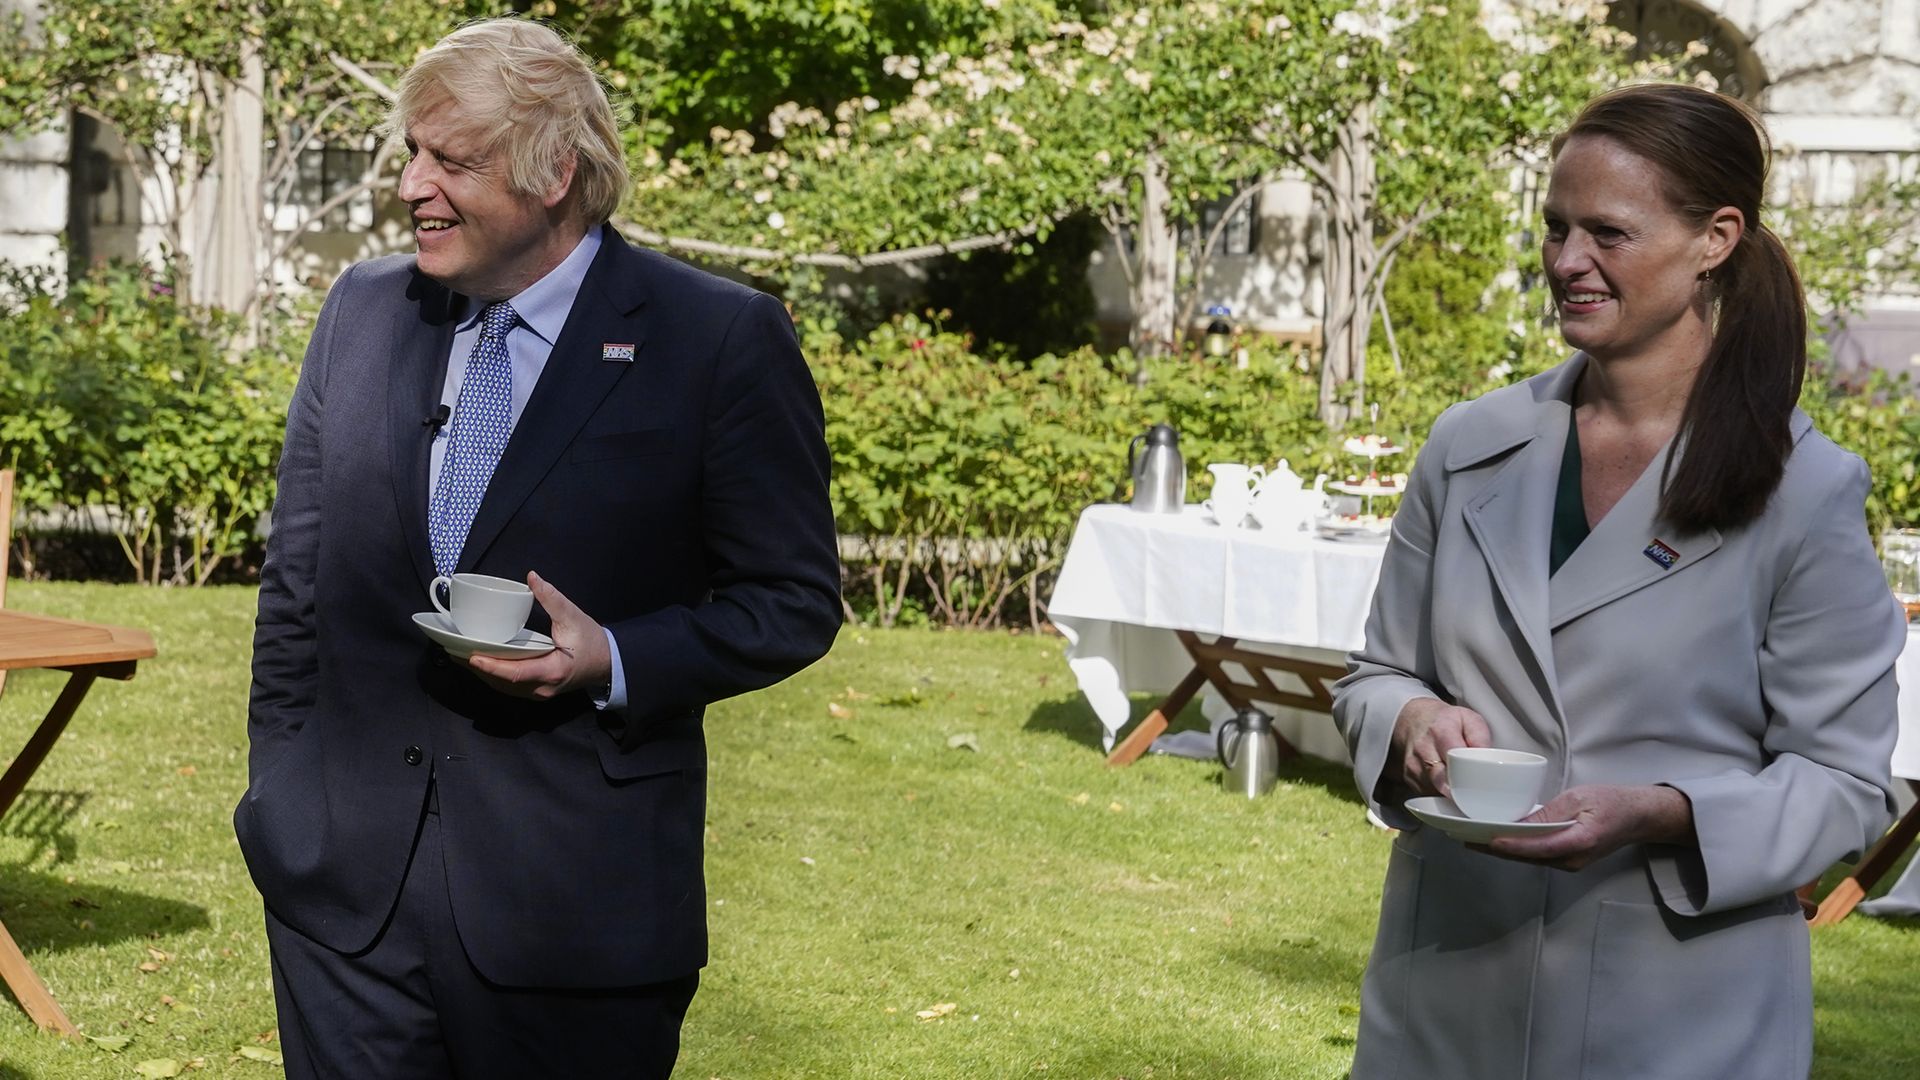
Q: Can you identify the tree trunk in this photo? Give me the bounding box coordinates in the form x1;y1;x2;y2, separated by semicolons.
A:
1129;150;1179;370
193;39;265;322
1318;105;1378;430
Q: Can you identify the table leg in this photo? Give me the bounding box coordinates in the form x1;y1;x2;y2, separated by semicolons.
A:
0;917;77;1036
1106;665;1209;768
0;670;99;1034
0;671;97;821
1811;778;1920;927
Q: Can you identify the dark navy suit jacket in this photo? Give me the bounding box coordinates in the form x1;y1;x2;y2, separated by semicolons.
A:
235;226;841;987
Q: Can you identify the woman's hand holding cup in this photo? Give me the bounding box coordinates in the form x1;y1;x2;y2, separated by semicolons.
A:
1388;698;1492;799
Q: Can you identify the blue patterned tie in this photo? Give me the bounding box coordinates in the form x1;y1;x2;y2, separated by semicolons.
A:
430;301;517;576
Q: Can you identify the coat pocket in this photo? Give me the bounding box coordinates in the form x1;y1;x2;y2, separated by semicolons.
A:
1581;895;1808;1080
570;427;673;463
591;715;705;781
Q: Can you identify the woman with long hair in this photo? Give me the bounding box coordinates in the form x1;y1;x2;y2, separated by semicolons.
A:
1333;83;1904;1079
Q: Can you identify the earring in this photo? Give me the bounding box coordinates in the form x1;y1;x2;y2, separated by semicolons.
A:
1697;268;1712;282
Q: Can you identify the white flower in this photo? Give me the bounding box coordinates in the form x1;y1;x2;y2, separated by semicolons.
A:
1335;55;1350;69
862;95;881;111
1085;27;1119;56
753;189;773;204
983;151;1005;166
1498;70;1523;92
1124;67;1152;91
766;211;786;229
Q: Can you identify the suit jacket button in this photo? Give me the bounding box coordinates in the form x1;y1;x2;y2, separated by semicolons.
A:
404;746;424;767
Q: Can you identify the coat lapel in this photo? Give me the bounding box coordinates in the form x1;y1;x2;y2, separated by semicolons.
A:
1458;400;1567;692
1545;440;1721;630
455;226;649;571
389;269;460;589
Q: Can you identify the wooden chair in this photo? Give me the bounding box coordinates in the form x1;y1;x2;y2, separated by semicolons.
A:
0;468;11;696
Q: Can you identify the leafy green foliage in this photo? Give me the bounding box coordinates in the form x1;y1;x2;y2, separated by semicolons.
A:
0;263;299;585
817;313;1380;628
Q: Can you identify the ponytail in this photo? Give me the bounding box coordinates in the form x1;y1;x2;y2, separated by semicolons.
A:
1659;224;1806;533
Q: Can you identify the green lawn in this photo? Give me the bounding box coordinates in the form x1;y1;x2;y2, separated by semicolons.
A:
0;581;1916;1078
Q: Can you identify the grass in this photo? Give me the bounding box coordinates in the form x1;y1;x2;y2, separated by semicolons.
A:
0;581;1913;1077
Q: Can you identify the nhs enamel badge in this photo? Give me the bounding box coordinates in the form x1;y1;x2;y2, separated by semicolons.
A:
602;343;636;362
1643;538;1680;570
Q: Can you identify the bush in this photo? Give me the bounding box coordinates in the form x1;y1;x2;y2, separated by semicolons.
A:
814;313;1430;629
0;262;300;585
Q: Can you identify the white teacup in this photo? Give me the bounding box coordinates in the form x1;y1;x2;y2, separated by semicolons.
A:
429;572;533;643
1446;747;1549;822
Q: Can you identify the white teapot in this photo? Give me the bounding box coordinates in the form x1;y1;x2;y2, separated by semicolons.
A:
1251;459;1330;533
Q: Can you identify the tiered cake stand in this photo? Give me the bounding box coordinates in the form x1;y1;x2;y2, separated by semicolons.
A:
1319;435;1406;541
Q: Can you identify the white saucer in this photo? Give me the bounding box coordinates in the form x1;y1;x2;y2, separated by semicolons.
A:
1404;796;1575;843
411;611;556;660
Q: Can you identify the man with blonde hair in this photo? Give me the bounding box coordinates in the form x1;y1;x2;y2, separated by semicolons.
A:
235;17;840;1077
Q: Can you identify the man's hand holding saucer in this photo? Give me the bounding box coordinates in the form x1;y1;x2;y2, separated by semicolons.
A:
465;571;612;700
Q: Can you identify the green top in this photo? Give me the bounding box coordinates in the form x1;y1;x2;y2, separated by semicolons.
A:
1550;415;1590;576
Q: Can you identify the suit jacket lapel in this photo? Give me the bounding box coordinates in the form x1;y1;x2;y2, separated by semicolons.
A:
1546;439;1721;630
389;270;460;589
456;225;649;571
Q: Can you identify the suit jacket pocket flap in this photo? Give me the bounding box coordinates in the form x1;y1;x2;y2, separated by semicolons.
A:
593;722;705;780
571;427;673;463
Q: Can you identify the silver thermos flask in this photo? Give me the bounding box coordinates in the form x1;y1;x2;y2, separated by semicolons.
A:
1127;424;1185;513
1218;708;1280;797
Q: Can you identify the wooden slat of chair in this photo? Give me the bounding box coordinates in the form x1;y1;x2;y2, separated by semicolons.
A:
0;468;12;697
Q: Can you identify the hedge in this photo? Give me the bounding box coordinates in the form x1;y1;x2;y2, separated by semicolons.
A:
3;268;1916;623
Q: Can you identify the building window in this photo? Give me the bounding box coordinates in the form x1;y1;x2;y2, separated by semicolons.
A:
274;133;376;232
1184;188;1260;257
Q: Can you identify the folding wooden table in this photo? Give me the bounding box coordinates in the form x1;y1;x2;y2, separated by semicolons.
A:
1046;504;1385;767
0;609;156;1035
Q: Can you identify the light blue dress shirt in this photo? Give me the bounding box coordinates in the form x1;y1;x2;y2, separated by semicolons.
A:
427;227;628;711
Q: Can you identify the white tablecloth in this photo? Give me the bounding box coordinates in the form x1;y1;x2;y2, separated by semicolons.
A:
1046;504;1387;762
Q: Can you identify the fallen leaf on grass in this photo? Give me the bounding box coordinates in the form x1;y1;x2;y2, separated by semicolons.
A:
915;1002;957;1022
145;946;170;963
235;1046;283;1065
136;962;162;974
175;765;196;777
85;1034;132;1052
1107;802;1125;813
1069;792;1090;806
133;1060;182;1079
842;686;871;701
826;702;854;720
946;733;980;752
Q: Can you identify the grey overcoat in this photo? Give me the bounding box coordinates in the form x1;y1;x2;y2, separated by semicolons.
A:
1332;355;1903;1080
